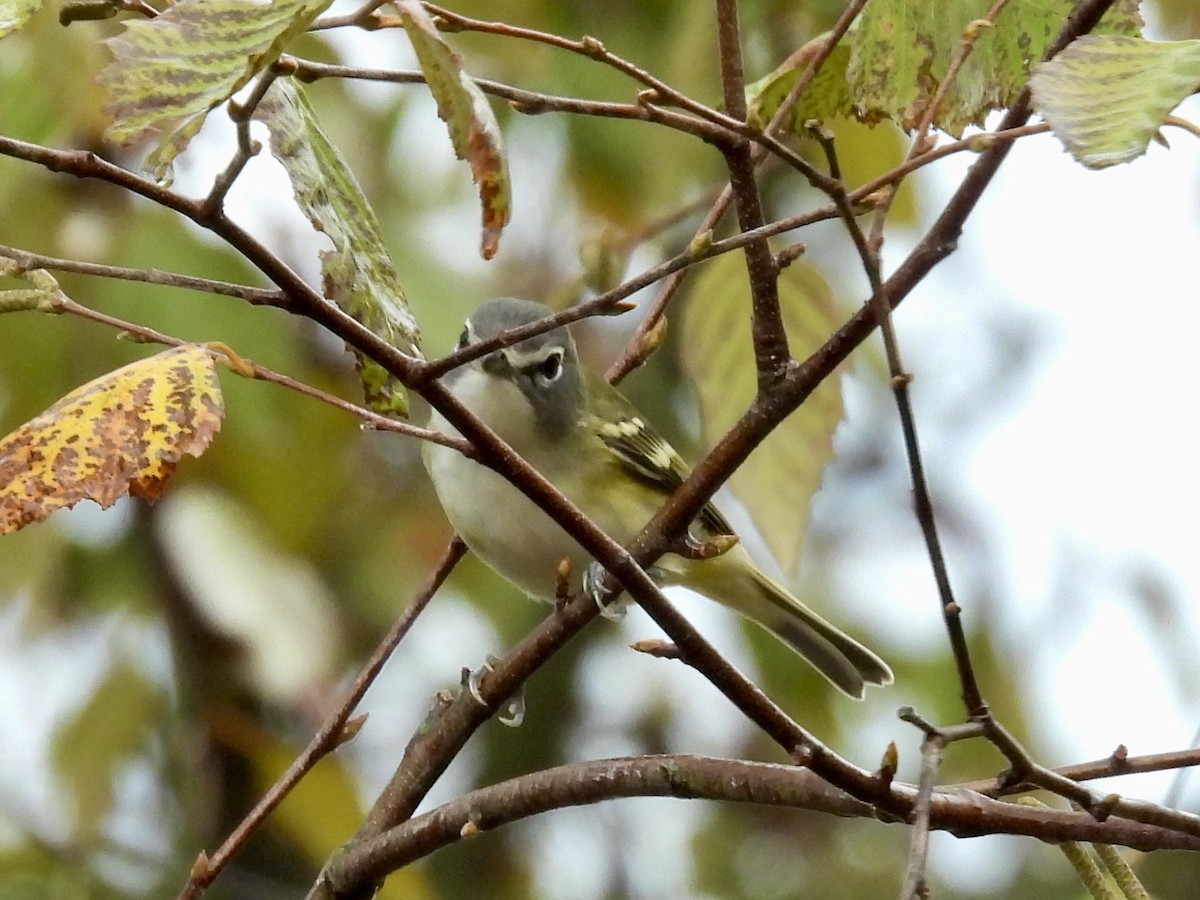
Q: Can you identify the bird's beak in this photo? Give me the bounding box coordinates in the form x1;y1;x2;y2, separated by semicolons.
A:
481;350;513;378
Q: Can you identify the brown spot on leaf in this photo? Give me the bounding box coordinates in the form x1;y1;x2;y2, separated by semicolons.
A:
0;345;224;534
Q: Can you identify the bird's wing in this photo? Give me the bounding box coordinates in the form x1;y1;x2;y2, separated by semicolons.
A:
583;376;733;536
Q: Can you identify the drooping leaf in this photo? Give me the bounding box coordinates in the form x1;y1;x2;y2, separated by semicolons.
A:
255;78;420;415
680;256;846;576
845;0;1143;135
98;0;333;181
1031;35;1200;169
0;344;224;534
51;661;162;841
0;0;45;39
396;0;511;259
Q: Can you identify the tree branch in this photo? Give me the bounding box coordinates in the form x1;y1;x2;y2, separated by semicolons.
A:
319;753;1200;894
713;0;788;381
0;244;286;306
177;539;468;900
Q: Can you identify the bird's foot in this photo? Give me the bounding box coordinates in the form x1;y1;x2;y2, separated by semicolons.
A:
583;562;629;620
464;654;525;727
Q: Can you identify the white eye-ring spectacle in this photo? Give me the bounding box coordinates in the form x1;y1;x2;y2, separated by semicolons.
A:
535;348;564;383
456;322;473;350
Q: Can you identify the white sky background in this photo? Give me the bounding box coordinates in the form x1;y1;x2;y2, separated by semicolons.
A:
827;98;1200;894
909;94;1200;774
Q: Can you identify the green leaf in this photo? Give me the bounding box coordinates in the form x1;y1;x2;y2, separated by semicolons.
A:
51;661;161;841
396;0;511;259
680;256;846;576
1031;35;1200;169
255;78;420;415
746;39;853;133
0;0;45;39
99;0;333;181
845;0;1143;136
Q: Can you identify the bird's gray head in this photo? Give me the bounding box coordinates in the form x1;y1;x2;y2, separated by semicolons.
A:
454;298;582;440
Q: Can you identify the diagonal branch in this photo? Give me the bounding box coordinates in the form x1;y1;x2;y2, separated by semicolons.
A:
177;540;467;900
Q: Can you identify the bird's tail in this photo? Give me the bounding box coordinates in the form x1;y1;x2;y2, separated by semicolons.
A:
747;567;893;698
678;550;893;699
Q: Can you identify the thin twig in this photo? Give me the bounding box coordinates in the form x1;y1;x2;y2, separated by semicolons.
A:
713;0;788;381
19;285;465;451
284;57;733;146
0;244;287;306
842;2;1017;720
957;745;1200;797
201;74;272;215
899;734;943;900
178;539;467;900
854;0;1115;720
420;4;748;135
310;0;391;31
606;0;868;383
815;117;982;713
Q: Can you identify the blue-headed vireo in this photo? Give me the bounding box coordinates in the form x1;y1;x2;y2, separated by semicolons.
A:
424;298;892;698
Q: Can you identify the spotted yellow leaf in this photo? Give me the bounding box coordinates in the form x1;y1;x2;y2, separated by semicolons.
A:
0;344;223;534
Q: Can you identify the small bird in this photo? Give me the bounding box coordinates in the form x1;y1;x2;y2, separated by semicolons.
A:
424;298;892;698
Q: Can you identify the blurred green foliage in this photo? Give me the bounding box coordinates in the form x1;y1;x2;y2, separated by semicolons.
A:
1;1;1196;898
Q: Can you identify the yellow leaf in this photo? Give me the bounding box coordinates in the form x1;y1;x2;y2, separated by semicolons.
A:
0;344;223;534
680;257;846;576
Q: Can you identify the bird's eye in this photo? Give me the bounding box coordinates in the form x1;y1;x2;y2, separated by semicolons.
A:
537;350;563;382
456;326;471;350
